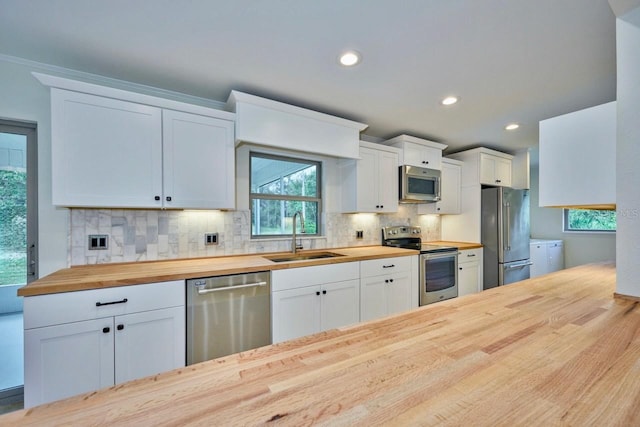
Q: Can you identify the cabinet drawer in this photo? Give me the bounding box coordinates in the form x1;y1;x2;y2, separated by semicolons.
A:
24;280;185;329
360;256;412;278
458;248;483;264
272;262;359;292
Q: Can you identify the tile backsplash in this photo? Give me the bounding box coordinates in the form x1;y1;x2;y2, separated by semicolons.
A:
69;206;441;266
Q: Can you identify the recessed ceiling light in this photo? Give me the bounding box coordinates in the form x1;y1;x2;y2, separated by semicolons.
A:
339;51;360;66
505;123;520;130
441;96;458;106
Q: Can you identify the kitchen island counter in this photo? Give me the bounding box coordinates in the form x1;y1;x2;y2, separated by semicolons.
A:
5;262;638;426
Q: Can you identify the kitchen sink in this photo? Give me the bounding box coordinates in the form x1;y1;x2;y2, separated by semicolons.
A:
264;251;345;263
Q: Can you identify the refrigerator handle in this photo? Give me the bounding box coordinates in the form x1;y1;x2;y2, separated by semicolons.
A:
505;202;511;251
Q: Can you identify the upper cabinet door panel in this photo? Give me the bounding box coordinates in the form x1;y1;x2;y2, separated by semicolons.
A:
51;89;163;208
162;110;235;209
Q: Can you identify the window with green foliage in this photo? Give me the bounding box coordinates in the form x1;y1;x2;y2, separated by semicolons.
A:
563;209;616;232
250;152;321;237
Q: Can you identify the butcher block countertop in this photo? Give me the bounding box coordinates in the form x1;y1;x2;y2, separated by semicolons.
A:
17;246;418;297
6;262;640;426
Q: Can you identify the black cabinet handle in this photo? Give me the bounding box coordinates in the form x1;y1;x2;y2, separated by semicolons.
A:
496;180;501;183
166;196;172;202
385;279;389;283
102;327;110;333
117;324;124;331
154;196;160;201
322;290;327;295
96;298;128;307
459;267;463;270
376;205;380;208
389;279;394;283
380;205;384;209
316;291;320;296
383;264;395;269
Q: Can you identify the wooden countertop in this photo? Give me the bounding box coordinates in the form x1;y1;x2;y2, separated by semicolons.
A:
17;246;418;297
426;240;483;249
6;262;640;426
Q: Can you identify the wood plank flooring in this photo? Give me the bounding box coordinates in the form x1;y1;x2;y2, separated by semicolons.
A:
3;262;639;426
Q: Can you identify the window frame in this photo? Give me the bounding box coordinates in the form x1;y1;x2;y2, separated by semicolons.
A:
562;208;616;233
249;151;322;239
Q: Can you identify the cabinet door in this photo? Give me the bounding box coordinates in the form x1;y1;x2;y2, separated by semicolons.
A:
51;89;163;208
419;161;461;215
529;243;548;278
320;279;360;331
162;110;235;209
360;276;388;322
403;142;441;169
114;306;185;384
377;149;399;213
272;286;320;343
547;243;564;273
495;157;512;187
24;318;114;408
479;153;497;185
386;271;413;315
458;262;480;297
355;146;380;211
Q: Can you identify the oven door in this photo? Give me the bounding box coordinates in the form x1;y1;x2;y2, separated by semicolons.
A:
420;251;458;305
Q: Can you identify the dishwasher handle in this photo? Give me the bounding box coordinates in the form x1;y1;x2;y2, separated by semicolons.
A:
196;281;268;295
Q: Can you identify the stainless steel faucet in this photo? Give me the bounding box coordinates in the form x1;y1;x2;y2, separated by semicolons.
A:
291;211;305;253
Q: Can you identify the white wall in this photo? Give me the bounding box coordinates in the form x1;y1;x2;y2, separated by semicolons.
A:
615;6;640;297
0;58;68;277
530;161;616;267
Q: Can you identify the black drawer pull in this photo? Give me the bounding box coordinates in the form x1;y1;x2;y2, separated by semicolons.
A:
382;264;395;268
117;324;124;331
96;298;128;307
102;327;110;333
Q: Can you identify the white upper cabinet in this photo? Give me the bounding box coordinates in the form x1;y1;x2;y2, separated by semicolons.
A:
479;153;512;187
340;142;400;213
448;147;514;187
383;134;447;169
162;110;234;209
539;101;616;208
37;73;236;209
418;158;462;215
51;89;164;208
227;90;367;159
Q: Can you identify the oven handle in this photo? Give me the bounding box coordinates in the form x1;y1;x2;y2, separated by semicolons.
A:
422;251;458;260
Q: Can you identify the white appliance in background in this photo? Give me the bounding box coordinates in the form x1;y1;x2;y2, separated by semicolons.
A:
481;187;531;289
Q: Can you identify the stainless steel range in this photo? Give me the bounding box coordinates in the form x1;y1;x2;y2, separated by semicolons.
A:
382;226;458;306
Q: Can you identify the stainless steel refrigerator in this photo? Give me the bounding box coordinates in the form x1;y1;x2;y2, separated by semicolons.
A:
481;187;531;289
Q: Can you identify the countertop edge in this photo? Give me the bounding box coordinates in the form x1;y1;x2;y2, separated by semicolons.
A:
18;246;419;297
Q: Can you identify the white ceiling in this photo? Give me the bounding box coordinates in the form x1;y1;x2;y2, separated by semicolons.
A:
0;0;617;155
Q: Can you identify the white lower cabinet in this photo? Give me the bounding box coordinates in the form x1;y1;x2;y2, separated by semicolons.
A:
457;248;483;296
360;256;415;322
530;240;564;278
24;281;185;408
271;263;360;343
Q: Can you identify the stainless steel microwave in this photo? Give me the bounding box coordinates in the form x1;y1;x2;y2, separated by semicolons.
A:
399;165;441;203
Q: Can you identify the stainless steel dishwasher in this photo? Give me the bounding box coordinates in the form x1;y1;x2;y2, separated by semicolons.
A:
186;271;271;365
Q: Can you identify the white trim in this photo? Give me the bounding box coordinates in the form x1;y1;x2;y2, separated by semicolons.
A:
33;72;234;120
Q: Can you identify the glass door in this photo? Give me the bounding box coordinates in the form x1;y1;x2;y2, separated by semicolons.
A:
0;120;37;407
